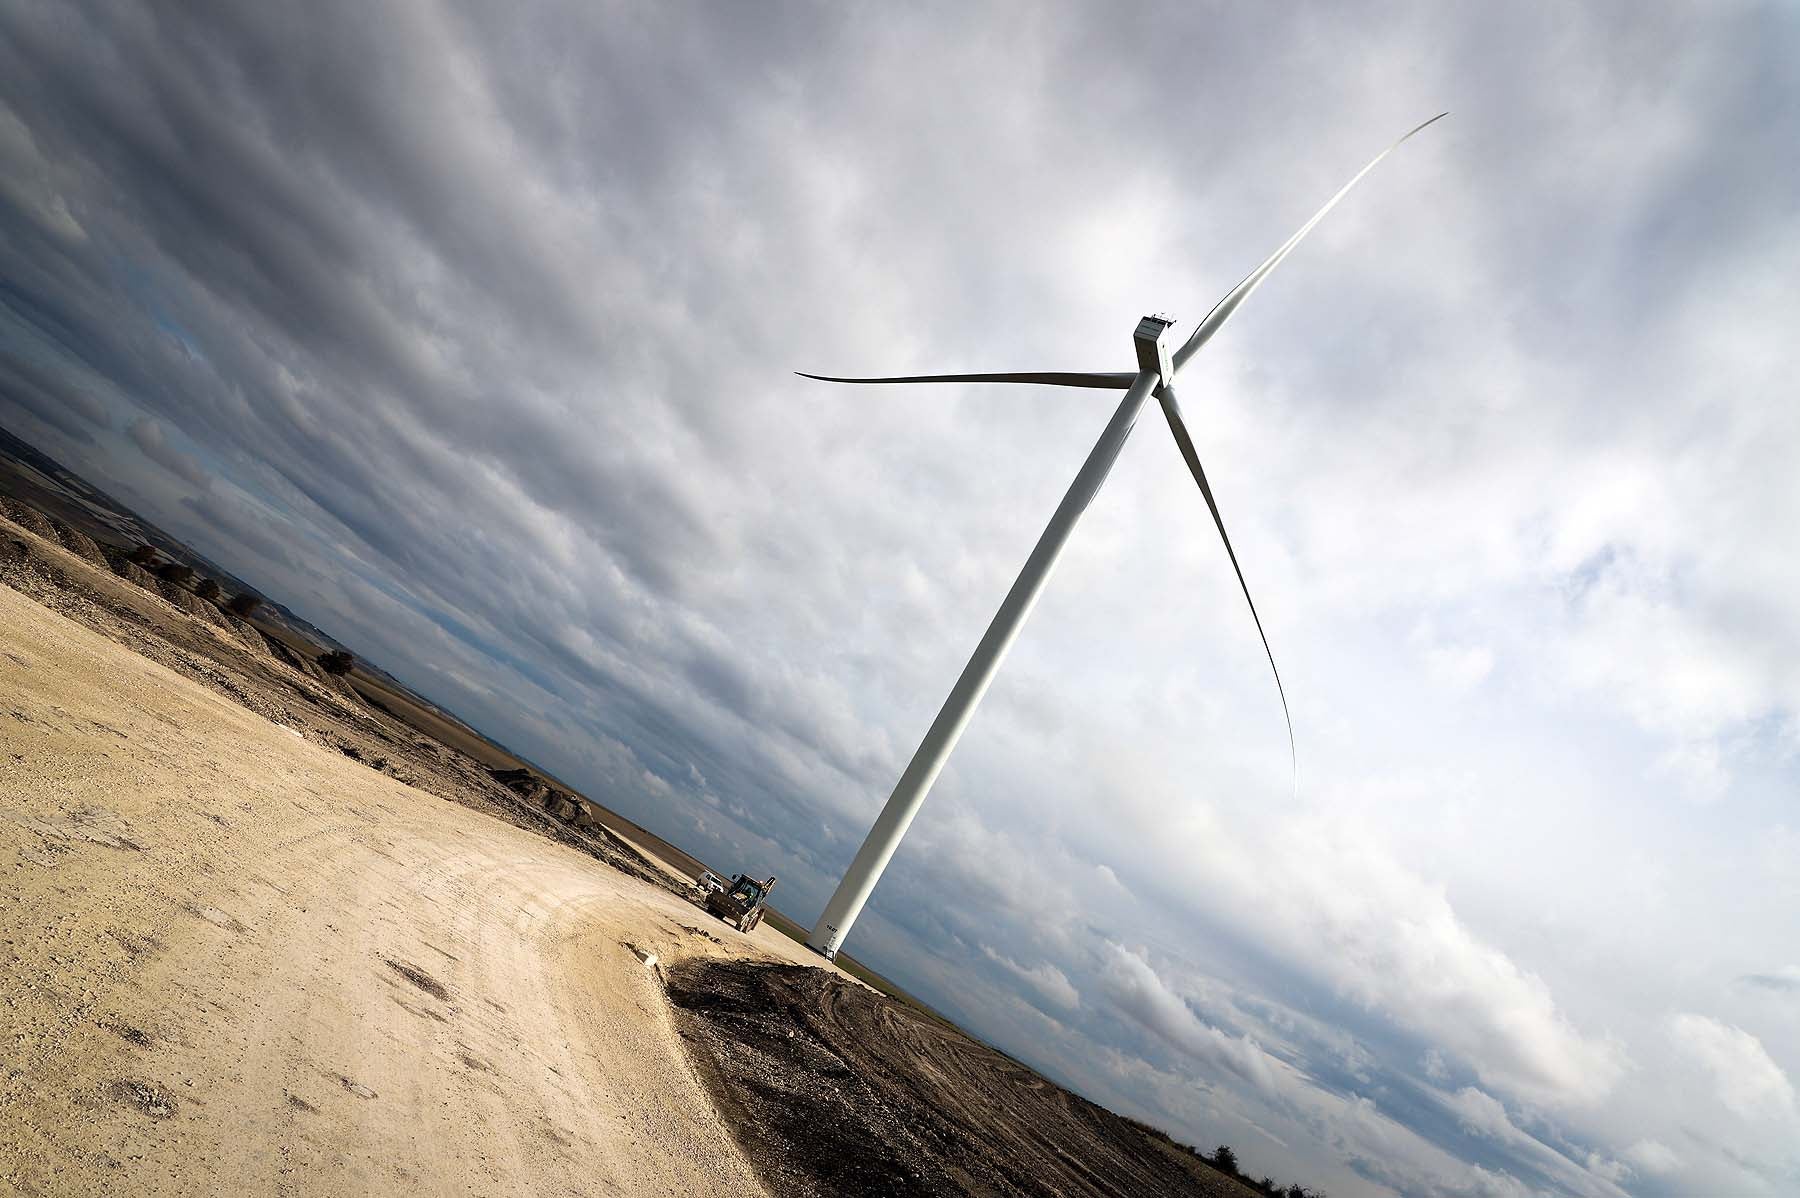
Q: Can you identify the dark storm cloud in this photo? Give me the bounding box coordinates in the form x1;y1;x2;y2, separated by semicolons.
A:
0;354;107;442
4;3;1799;1196
1;0;730;593
125;417;209;489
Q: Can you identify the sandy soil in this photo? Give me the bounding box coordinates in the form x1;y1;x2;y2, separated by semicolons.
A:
0;579;818;1196
0;499;700;896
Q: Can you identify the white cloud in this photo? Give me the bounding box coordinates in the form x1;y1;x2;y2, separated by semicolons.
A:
1101;944;1283;1096
1651;738;1730;805
982;945;1081;1011
1424;642;1496;692
1412;623;1496;693
1425;1084;1635;1198
1216;817;1628;1109
1754;827;1800;896
1622;1138;1680;1176
1669;1013;1797;1123
1447;1086;1515;1140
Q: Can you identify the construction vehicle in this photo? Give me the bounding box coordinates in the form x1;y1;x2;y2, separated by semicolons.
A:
706;874;776;932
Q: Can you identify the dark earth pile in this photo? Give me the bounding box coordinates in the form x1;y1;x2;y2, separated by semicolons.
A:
0;495;57;541
668;960;1256;1198
47;516;108;567
487;766;672;889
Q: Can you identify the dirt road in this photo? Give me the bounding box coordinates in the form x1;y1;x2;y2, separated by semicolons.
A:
0;581;809;1196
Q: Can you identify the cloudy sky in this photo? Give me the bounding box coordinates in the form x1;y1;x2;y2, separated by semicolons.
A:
3;2;1798;1194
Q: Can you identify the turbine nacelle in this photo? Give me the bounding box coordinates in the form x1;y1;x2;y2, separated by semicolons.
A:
1133;314;1179;388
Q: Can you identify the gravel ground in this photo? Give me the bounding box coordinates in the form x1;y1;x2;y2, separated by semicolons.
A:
0;505;673;893
668;959;1261;1198
0;516;834;1196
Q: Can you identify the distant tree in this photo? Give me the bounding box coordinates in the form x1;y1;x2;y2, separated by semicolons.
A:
155;562;194;585
318;649;355;676
128;544;159;566
195;578;222;601
226;593;264;617
1211;1146;1239;1176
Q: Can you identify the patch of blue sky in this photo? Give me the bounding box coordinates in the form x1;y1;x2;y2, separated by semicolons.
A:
110;254;210;365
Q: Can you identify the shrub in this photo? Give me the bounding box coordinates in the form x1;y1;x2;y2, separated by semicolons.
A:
155;562;194;585
226;593;264;617
317;649;356;676
129;544;160;566
195;578;222;601
1212;1146;1238;1176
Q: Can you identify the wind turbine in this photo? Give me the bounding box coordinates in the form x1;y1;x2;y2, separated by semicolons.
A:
800;115;1446;960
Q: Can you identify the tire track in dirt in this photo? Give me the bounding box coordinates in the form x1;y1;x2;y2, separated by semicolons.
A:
668;960;1260;1198
0;582;790;1196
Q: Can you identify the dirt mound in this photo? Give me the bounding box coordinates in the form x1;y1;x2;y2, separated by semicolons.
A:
669;961;1254;1198
490;767;593;825
491;766;556;807
260;633;335;683
0;496;58;541
0;502;114;575
111;556;159;589
48;518;109;567
486;767;671;885
219;611;270;657
155;578;230;629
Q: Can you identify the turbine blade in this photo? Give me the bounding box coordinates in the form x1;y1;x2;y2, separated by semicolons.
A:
1172;112;1447;375
796;370;1135;390
1157;383;1296;788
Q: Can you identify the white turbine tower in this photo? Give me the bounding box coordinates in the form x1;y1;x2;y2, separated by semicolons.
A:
800;115;1446;960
